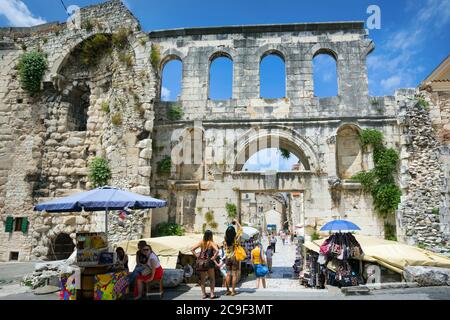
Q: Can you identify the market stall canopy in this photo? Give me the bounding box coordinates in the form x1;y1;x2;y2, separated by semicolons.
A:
241;226;260;240
320;219;361;232
115;235;203;256
114;235;203;269
304;235;450;274
34;186;166;212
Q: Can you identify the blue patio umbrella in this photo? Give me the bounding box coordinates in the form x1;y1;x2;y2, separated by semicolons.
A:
34;186;167;234
320;219;361;232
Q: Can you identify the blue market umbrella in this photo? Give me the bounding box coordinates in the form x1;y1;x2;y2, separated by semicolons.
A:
34;186;166;233
320;219;361;232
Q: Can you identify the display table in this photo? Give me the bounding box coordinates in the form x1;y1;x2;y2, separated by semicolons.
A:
94;270;129;300
79;265;112;300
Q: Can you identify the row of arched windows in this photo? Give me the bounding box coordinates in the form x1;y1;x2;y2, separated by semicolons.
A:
160;51;338;102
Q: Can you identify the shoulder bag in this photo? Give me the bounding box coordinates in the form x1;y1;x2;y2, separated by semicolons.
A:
195;248;211;272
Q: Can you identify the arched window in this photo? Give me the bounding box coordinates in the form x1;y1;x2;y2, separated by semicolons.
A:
161;59;182;101
209;54;233;100
260;53;285;98
313;51;338;97
336;126;363;179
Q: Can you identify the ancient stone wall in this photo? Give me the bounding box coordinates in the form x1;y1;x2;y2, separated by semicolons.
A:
396;89;450;253
1;0;449;260
0;0;157;261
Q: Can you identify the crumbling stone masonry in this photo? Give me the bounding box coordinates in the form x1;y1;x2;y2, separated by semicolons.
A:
0;0;449;261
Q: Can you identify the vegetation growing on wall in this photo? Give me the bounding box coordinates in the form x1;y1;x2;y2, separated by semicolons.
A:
111;112;122;126
226;203;237;219
150;43;161;70
416;96;429;111
88;157;112;188
82;19;94;32
101;101;110;113
157;156;172;175
118;53;133;68
156;222;184;236
112;28;130;49
384;223;397;241
80;34;112;66
351;129;401;223
17;50;47;96
167;104;183;121
203;210;218;232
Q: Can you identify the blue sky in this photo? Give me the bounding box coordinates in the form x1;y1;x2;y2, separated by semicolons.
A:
1;0;449;170
1;0;449;98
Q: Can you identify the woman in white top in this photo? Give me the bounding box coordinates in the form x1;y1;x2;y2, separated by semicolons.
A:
134;245;164;299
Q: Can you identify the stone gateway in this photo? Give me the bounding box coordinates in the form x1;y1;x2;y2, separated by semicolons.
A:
0;0;449;262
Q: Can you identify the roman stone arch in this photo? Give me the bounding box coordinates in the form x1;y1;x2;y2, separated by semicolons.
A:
231;126;319;172
256;44;288;62
308;43;340;61
160;49;186;70
335;124;363;179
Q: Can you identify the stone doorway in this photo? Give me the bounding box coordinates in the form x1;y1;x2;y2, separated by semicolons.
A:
239;190;305;236
52;233;75;261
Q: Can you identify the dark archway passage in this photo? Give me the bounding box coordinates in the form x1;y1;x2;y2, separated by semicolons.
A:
52;233;75;260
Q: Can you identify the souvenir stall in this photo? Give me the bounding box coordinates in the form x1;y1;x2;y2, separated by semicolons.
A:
59;232;129;300
33;186;167;300
299;220;365;289
292;233;304;276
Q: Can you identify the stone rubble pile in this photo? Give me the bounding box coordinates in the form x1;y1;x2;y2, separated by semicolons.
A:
22;253;76;290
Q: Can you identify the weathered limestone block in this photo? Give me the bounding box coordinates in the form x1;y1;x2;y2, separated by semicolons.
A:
139;148;152;159
404;266;450;286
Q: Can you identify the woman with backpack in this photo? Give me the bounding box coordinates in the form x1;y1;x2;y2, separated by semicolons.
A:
191;230;219;299
224;219;243;296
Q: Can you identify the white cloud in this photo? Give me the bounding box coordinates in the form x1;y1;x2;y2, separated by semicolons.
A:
418;0;450;28
161;87;171;101
0;0;46;27
381;76;401;91
368;0;450;95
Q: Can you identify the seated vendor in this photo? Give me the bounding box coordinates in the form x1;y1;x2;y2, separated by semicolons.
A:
134;245;164;299
116;247;129;272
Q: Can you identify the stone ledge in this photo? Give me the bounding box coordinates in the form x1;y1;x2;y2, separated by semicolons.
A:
149;21;365;38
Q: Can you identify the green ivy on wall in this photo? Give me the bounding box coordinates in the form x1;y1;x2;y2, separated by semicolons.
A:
351;129;401;219
167;104;183;121
226;203;237;219
156;222;184;237
88;157;112;188
17;50;47;96
157;156;172;175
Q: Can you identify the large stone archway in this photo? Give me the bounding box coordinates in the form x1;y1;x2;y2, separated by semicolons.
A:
230;126;320;173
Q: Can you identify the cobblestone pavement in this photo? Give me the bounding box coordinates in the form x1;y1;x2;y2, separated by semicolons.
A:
239;236;305;290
